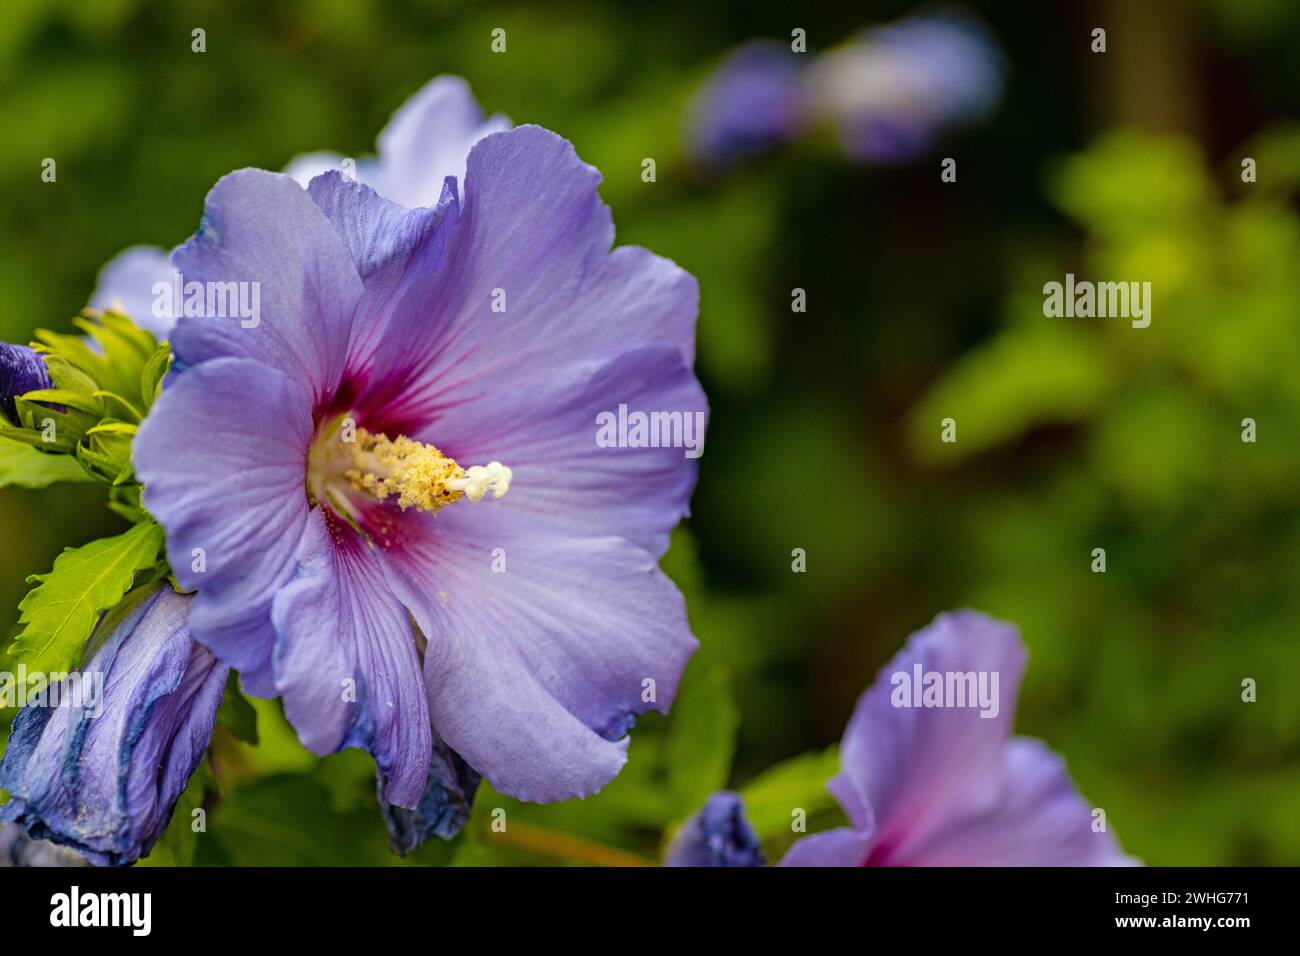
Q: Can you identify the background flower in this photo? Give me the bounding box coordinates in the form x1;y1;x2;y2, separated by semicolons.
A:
782;611;1135;866
286;74;510;208
685;42;807;167
686;13;1003;168
805;13;1003;163
87;245;177;341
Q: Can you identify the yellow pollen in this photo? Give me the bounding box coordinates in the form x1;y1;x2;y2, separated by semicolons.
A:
342;428;511;513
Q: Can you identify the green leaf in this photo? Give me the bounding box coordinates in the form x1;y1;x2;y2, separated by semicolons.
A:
71;314;156;406
738;746;842;839
15;387;104;417
0;435;92;488
908;322;1115;465
0;424;48;449
75;427;135;484
662;660;739;818
217;672;259;745
40;354;100;400
139;342;172;410
203;775;410;866
34;312;157;418
92;391;144;423
8;521;164;672
11;394;99;453
32;330;106;382
85;421;139;437
106;484;148;524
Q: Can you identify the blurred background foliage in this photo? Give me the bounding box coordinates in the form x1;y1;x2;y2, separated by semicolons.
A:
1;0;1298;865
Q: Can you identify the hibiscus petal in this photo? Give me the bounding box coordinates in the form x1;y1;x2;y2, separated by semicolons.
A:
372;74;510;210
170;169;363;405
779;827;875;867
834;610;1025;861
271;508;432;808
359;126;698;436
423;345;705;558
899;738;1138;866
0;587;225;867
380;507;696;803
308;173;457;292
283;150;351;188
306;171;459;379
135;357;313;694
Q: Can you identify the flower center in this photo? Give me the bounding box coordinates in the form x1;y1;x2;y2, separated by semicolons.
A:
307;413;511;523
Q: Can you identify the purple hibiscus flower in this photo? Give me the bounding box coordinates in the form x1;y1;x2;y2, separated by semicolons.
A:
664;791;766;867
0;586;226;866
134;121;705;808
782;611;1135;866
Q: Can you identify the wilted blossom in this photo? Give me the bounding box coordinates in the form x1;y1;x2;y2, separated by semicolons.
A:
782;611;1135;866
134;77;704;813
0;586;226;866
0;824;89;867
664;791;765;867
0;343;54;424
379;736;481;855
687;13;1003;168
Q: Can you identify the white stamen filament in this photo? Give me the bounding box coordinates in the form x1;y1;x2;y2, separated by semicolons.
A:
446;461;513;502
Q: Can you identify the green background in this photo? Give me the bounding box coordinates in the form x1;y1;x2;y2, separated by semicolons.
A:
1;0;1298;865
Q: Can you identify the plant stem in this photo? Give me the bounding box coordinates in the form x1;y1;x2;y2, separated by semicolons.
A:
489;820;655;867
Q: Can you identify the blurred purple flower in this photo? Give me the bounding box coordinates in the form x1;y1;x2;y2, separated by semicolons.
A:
665;791;765;867
782;611;1136;866
0;587;226;867
88;245;178;341
687;13;1003;169
807;14;1004;163
0;343;53;424
135;97;704;808
685;41;807;167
